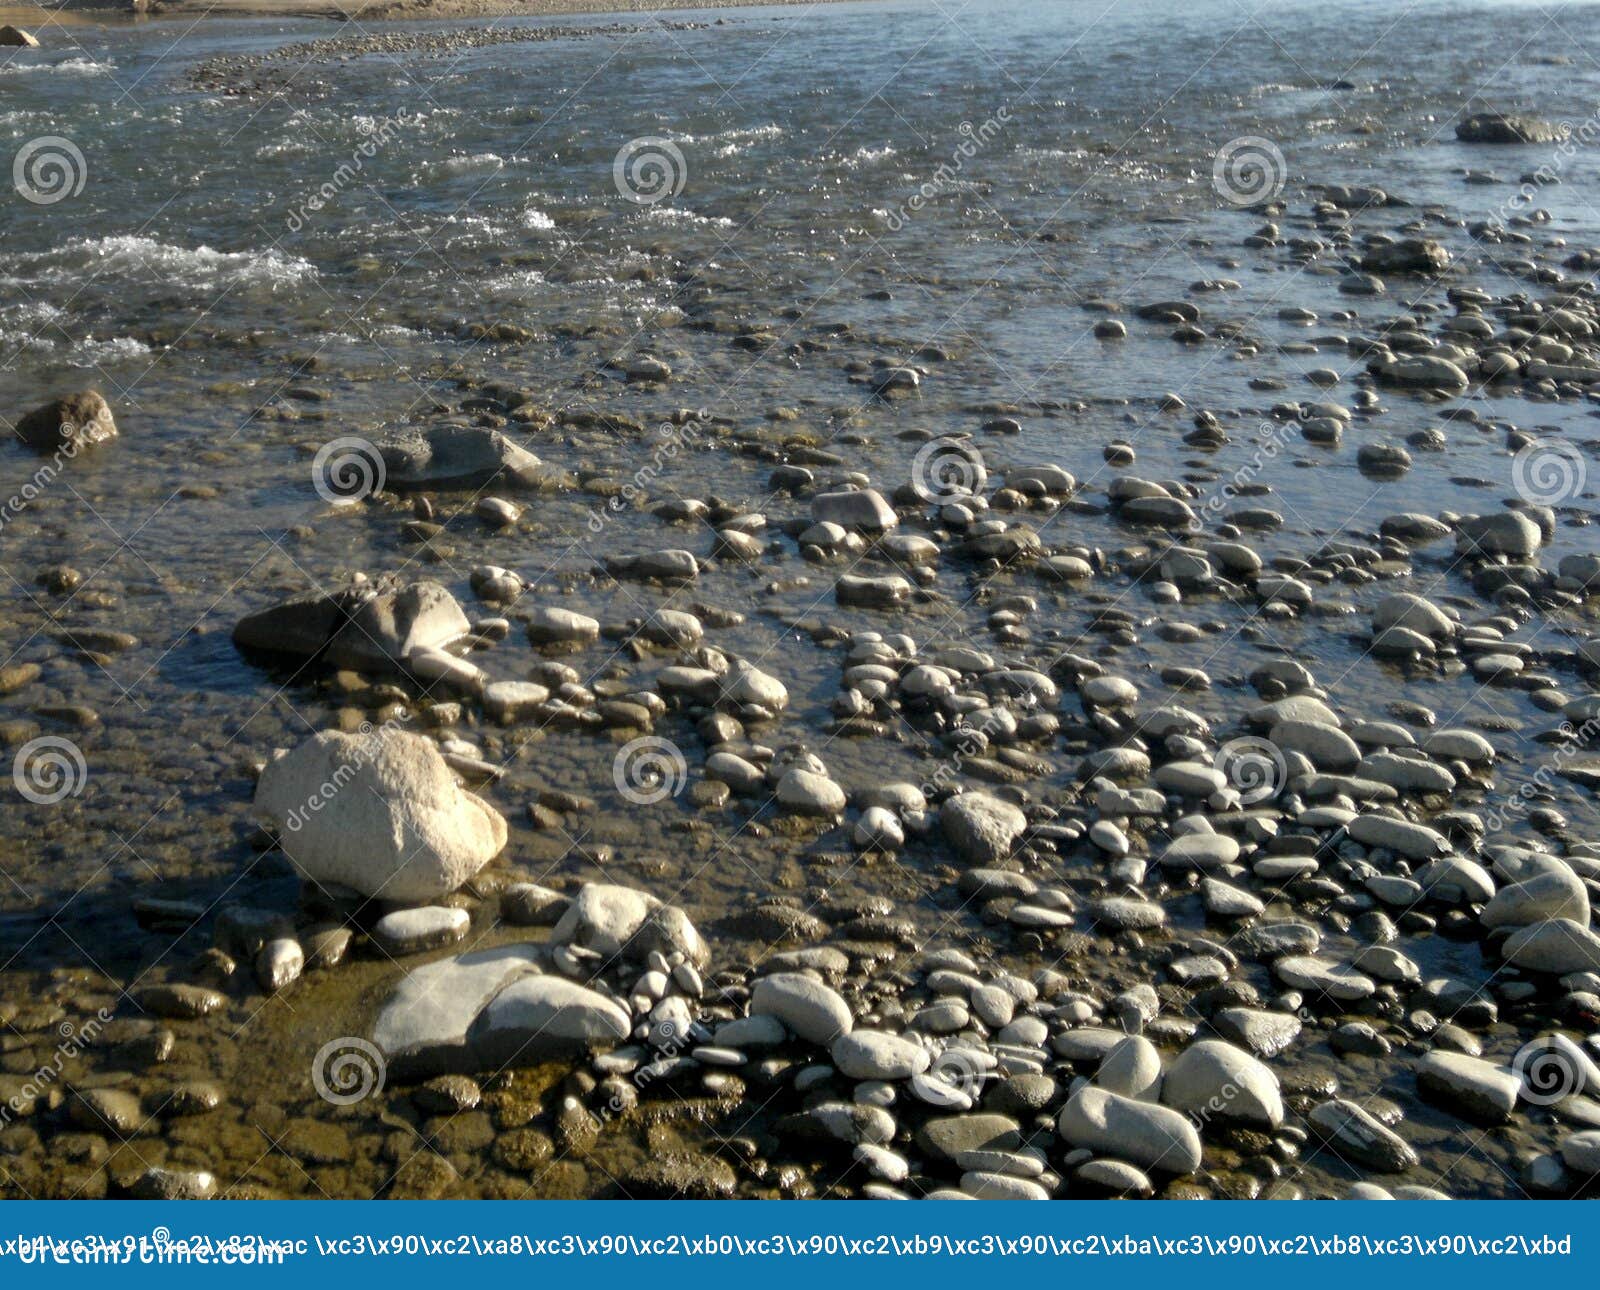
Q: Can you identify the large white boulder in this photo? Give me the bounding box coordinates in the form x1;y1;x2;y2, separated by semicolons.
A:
255;726;506;901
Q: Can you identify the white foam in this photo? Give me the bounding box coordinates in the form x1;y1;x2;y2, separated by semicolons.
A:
0;57;114;77
67;336;151;365
645;206;735;229
674;124;783;146
7;236;315;291
428;152;523;179
485;269;546;295
837;144;897;168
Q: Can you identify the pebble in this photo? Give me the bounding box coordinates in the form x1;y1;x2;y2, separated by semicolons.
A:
1057;1086;1203;1175
751;973;854;1044
372;906;470;955
831;1030;930;1081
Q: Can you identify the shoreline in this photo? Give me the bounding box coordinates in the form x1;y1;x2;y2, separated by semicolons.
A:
2;0;856;26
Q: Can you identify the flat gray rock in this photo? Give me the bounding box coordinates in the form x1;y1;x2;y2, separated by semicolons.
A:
371;944;541;1073
1417;1051;1521;1124
372;906;469;956
1307;1099;1418;1173
831;1031;930;1081
1162;1039;1283;1128
380;425;555;491
472;976;631;1067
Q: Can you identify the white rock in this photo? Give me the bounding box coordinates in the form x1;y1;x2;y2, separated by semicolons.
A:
1097;1035;1162;1100
1348;814;1447;861
372;905;469;955
484;680;550;721
1162;1039;1283;1128
1504;920;1600;975
371;944;541;1071
526;606;600;644
831;1031;930;1081
1273;955;1375;1000
812;488;898;533
776;768;847;817
255;727;506;901
551;883;707;967
853;806;905;851
1561;1130;1600;1173
1482;869;1589;929
1057;1086;1202;1174
1417;1051;1520;1123
751;972;853;1044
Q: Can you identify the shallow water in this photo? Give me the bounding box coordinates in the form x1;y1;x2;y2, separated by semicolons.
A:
0;0;1598;1199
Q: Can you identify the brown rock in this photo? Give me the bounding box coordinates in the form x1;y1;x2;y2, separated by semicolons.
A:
14;391;117;454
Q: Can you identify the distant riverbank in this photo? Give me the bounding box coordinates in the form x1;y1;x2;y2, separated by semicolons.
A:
4;0;844;26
